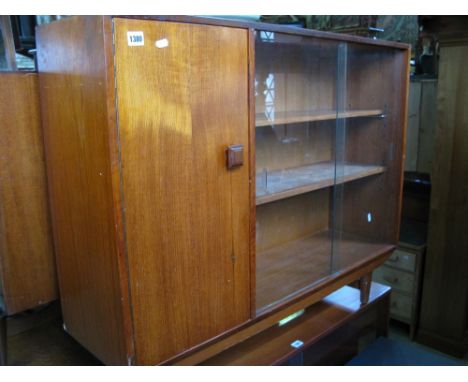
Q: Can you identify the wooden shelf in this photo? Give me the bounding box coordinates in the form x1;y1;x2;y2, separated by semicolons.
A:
256;109;384;127
256;161;386;206
256;230;394;313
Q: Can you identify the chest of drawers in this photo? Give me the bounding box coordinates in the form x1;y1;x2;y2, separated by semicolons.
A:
373;241;425;339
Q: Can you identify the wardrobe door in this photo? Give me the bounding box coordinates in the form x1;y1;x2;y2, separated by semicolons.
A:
114;18;251;364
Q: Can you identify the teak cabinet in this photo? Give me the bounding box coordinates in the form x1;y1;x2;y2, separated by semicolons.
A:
0;72;57;316
0;72;58;365
37;16;409;365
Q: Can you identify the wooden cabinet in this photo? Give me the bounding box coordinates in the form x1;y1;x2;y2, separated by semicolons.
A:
0;72;57;316
37;16;409;365
417;16;468;358
0;72;58;365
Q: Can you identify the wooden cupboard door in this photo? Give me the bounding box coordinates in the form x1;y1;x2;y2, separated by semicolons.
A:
113;18;251;364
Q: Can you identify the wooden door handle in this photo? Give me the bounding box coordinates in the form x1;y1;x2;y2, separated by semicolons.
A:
226;144;244;170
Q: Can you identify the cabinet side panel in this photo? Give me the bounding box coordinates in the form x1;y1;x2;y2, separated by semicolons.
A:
419;45;468;344
0;72;57;315
114;19;250;364
36;16;128;365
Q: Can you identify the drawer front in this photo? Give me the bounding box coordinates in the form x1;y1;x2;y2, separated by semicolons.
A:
373;266;415;294
385;249;416;272
390;292;413;321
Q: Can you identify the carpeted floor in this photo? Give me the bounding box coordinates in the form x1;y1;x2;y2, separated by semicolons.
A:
346;337;463;366
386;320;468;366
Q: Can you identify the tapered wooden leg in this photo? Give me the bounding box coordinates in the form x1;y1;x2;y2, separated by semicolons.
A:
0;314;6;366
359;272;372;304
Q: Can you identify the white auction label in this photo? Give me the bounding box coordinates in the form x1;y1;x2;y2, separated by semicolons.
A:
127;31;144;46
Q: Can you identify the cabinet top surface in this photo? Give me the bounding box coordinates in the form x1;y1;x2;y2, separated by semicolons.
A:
118;16;410;49
87;15;409;50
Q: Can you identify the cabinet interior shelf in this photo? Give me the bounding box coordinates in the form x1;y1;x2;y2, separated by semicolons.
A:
256;109;384;127
256;161;386;206
256;229;394;313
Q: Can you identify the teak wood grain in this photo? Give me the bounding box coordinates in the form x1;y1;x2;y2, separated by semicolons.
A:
256;230;392;312
256;190;330;253
255;122;334;175
255;109;383;127
36;16;131;365
36;15;409;365
256;161;386;205
165;248;393;365
113;18;251;365
0;72;57;315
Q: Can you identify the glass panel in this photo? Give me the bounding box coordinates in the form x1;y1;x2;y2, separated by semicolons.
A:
0;26;10;70
332;42;406;273
255;31;340;314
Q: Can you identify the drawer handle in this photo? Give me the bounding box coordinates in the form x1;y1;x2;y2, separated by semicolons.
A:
384;276;399;284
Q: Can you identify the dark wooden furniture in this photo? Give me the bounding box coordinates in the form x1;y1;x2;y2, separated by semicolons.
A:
0;72;58;365
200;282;391;365
373;173;429;339
417;16;468;358
37;16;409;365
405;78;437;174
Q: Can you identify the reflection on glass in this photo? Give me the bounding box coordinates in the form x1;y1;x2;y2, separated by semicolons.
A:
331;43;401;274
255;32;339;313
254;32;401;315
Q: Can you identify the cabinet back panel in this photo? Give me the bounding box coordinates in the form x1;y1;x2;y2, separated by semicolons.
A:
255;37;337;115
256;122;333;173
256;190;330;252
0;72;57;315
36;16;130;365
114;19;251;365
